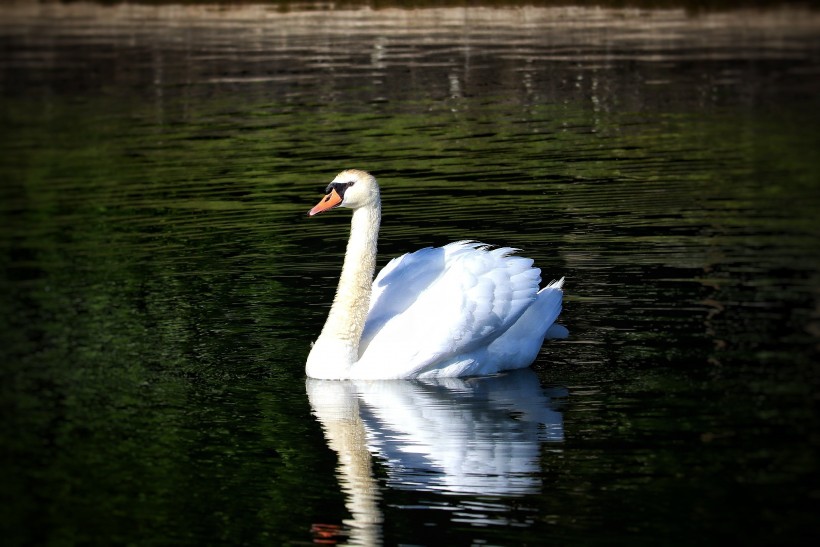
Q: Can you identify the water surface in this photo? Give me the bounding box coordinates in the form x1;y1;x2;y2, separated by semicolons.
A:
1;2;819;545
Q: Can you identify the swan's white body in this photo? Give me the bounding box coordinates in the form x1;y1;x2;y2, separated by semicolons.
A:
306;169;565;380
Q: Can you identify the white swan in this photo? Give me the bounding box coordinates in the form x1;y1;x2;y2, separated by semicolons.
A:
306;169;565;380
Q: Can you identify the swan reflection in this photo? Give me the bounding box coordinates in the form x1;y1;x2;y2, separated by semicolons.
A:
307;369;566;544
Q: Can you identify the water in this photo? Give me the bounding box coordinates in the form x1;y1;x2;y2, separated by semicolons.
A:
2;2;819;545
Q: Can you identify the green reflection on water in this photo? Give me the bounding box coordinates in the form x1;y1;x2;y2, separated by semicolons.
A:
1;30;819;542
0;95;338;543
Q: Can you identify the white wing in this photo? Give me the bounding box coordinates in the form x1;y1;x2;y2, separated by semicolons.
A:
354;241;542;378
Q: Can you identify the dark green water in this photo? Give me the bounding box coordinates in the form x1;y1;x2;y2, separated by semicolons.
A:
2;2;819;545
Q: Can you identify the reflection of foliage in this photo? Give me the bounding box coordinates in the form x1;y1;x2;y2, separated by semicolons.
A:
49;0;820;11
1;10;819;541
0;96;340;543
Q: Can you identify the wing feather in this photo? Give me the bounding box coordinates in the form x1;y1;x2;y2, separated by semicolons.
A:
354;241;542;378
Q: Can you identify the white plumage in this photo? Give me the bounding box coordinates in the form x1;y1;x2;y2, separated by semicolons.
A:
306;169;565;380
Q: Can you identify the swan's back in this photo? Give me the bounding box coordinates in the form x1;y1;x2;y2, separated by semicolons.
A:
354;241;562;379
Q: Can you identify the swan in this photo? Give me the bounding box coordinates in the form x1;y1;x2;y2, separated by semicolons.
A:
306;169;565;380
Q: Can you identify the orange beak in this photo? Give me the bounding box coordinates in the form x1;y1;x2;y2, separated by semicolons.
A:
308;188;343;216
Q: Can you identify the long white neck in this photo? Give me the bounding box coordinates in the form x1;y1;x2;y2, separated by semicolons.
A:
307;198;381;379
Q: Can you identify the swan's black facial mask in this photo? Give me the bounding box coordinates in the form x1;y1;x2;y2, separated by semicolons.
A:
325;181;355;199
309;181;355;216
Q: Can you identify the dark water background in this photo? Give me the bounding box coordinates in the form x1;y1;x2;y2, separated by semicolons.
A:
1;1;819;545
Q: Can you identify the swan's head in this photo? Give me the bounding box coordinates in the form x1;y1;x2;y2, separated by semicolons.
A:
308;169;380;216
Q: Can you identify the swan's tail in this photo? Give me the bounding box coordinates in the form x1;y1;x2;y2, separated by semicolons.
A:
536;277;565;338
547;277;565;290
487;277;567;370
541;277;567;339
